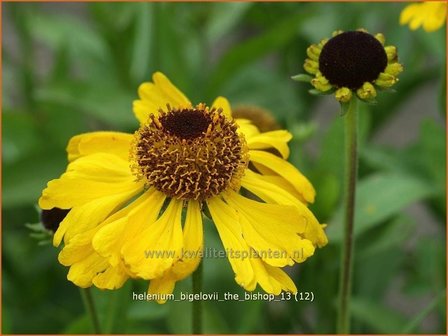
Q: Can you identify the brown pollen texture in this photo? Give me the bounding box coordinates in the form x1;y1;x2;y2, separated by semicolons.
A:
133;105;248;200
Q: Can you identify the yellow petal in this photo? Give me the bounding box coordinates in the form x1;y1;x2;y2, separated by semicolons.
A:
207;196;255;289
422;2;447;32
67;253;108;288
148;276;176;304
92;263;129;290
400;4;421;25
92;188;166;267
263;262;297;293
133;72;191;125
247;130;292;159
241;170;328;248
249;172;304;201
53;189;139;247
153;72;191;107
67;131;133;162
133;99;161;125
249;257;297;294
224;191;315;265
39;153;142;210
409;14;426;30
236;118;260;139
122;198;184;279
58;232;94;265
142;201;202;303
211;96;232;119
171;200;203;279
249;150;316;203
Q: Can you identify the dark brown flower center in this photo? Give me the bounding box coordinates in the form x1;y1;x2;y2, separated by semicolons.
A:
319;31;387;90
132;104;248;200
159;109;212;139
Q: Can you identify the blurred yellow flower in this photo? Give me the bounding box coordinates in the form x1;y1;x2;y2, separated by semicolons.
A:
400;1;447;32
39;72;328;303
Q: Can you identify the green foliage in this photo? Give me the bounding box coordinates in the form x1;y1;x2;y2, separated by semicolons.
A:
2;2;445;334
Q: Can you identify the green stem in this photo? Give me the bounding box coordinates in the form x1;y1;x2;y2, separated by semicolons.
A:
192;261;203;334
80;287;102;334
337;97;359;334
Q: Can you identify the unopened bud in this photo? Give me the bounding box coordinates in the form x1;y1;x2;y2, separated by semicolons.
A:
356;82;377;100
335;87;352;103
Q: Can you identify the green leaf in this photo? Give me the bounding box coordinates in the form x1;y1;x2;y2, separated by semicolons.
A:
27;12;107;60
35;82;137;129
90;283;133;333
127;300;169;321
2;111;41;164
63;315;92;334
350;297;408;333
167;281;192;333
203;302;230;333
3;153;66;209
309;172;340;221
291;74;312;82
130;3;154;84
327;174;434;243
220;64;302;121
357;215;415;260
205;3;252;41
206;10;312;96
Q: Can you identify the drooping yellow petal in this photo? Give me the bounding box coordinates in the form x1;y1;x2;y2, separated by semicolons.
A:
59;189;166;290
262;262;298;293
249;256;297;294
249;150;316;204
246;130;292;159
224;191;315;266
92;188;166;268
39;153;142;210
53;189;140;247
92;263;129;290
67;131;133;162
148;275;176;304
207;196;255;289
211;96;232;119
171;200;203;279
144;200;203;304
58;231;95;265
250;173;304;201
241;170;328;248
122;198;183;279
60;223;130;289
133;72;191;124
67;253;109;288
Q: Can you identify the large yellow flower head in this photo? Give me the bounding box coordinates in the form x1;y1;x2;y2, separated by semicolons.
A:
300;30;403;103
39;72;328;303
400;1;447;32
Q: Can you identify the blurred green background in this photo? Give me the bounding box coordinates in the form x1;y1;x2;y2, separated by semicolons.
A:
2;2;446;334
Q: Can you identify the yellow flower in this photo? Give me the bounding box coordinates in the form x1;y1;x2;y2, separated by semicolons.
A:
39;72;328;303
400;1;447;32
300;30;403;103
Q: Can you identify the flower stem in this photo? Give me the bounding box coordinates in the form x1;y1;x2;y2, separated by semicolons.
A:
192;261;203;334
80;287;102;334
337;97;359;334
